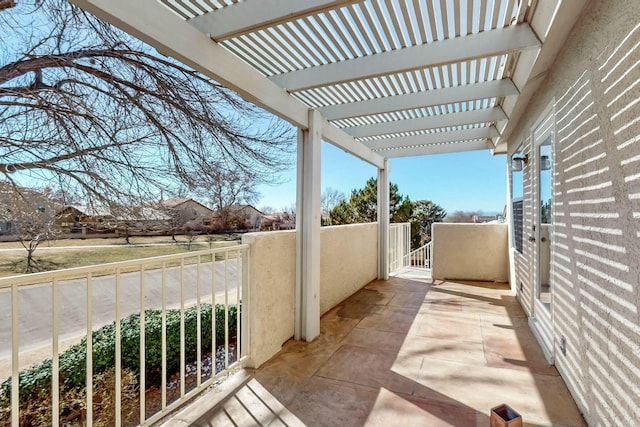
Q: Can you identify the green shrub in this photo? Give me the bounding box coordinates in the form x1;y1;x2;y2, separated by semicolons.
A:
0;303;238;405
0;367;138;427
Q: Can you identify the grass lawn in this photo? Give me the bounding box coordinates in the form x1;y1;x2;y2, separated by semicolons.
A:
0;234;241;277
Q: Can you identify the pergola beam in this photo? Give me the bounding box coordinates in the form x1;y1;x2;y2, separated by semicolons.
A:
365;126;499;151
319;79;519;120
322;118;385;168
189;0;363;41
271;24;540;91
377;139;493;158
343;107;507;138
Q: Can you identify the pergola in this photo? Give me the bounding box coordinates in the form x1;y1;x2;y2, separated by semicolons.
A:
69;0;588;342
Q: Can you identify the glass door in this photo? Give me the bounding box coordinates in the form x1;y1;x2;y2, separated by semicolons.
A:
529;109;555;364
537;136;553;311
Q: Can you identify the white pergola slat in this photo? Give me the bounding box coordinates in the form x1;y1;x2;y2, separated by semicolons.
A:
376;138;493;158
344;108;507;138
189;0;363;40
319;79;519;120
269;24;540;91
365;126;499;150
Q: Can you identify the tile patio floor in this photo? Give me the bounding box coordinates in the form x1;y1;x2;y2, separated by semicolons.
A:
165;270;585;427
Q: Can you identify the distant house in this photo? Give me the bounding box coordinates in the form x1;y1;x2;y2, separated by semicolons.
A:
0;182;57;237
160;198;215;230
472;214;505;224
213;204;263;231
261;212;295;231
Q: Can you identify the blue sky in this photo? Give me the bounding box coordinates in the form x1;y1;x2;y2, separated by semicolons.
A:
257;142;507;215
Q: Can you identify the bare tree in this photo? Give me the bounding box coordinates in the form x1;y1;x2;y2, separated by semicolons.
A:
198;163;261;230
0;0;294;207
321;187;346;219
0;183;60;272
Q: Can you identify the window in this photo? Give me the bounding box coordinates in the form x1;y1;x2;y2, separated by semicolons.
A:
511;148;525;254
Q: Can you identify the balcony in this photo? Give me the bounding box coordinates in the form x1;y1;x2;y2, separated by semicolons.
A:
164;270;584;427
1;223;584;426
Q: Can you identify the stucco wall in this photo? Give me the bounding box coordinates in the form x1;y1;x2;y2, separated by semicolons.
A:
431;223;509;282
242;230;296;368
506;0;640;424
320;223;378;313
242;222;378;367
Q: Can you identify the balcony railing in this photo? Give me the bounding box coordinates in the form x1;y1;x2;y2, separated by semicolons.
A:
388;222;411;272
0;245;249;427
403;242;432;270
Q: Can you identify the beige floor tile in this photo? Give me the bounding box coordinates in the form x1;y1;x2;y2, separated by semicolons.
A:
253;335;341;403
413;358;584;427
342;327;406;353
400;335;487;366
366;277;431;293
387;291;428;308
464;302;526;318
411;311;483;343
287;376;379;427
357;305;421;334
316;344;419;394
320;306;361;341
481;316;557;376
364;387;477;427
424;299;464;312
344;288;396;306
426;286;465;298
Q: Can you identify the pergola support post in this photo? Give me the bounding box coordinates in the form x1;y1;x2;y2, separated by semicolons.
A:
377;159;390;280
295;109;322;341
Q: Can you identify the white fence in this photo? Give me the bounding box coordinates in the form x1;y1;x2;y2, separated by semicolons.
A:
388;222;411;272
403;243;432;270
0;246;249;427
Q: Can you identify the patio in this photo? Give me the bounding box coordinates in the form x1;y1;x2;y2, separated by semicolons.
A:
163;269;584;427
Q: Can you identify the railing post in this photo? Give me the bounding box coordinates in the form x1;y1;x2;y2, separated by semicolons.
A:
11;283;18;427
86;274;93;427
241;247;249;359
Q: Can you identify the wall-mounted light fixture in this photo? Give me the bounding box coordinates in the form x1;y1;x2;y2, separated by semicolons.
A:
511;154;528;172
540;155;551;171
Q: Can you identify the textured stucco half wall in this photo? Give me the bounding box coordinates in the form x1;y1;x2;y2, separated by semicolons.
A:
431;223;509;282
320;223;378;313
242;230;296;368
242;222;378;368
506;0;640;424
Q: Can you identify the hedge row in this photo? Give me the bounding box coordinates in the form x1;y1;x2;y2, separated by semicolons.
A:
0;303;238;405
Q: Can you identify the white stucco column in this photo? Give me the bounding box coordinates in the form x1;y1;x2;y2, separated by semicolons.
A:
295;109;322;341
377;159;390;280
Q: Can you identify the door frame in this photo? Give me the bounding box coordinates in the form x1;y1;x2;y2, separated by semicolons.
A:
528;100;556;364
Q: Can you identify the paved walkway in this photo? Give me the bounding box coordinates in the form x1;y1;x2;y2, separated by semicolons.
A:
164;270;585;427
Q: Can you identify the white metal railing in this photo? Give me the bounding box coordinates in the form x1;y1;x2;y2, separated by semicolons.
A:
389;222;411;272
402;242;432;270
0;245;249;427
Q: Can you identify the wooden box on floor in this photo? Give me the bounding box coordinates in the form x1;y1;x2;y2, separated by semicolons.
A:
490;404;523;427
